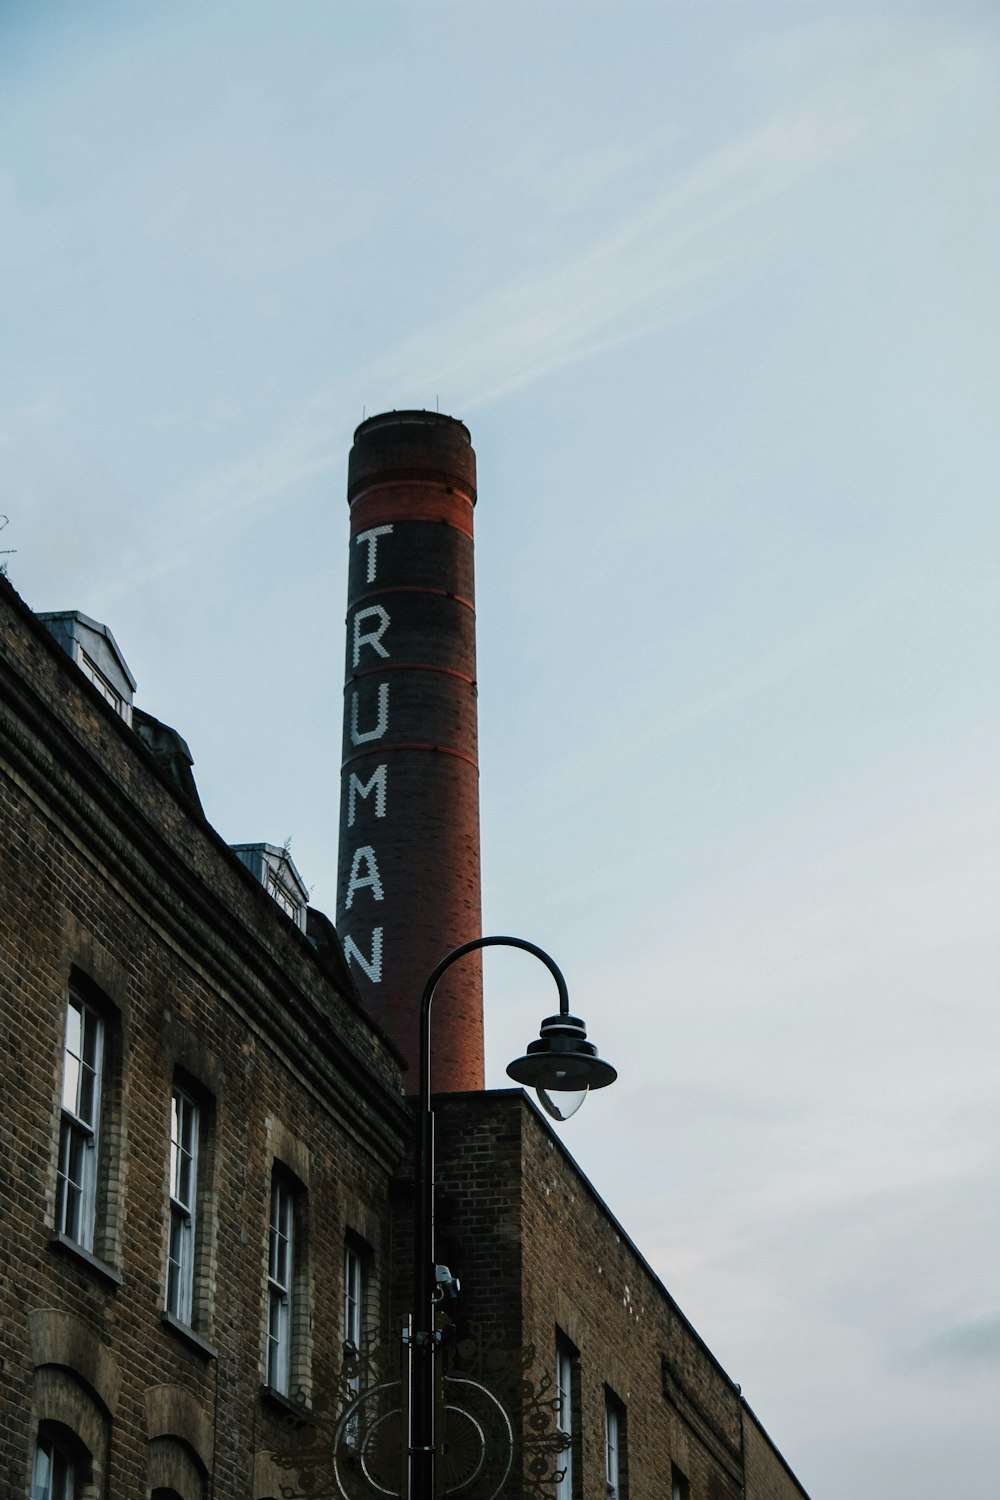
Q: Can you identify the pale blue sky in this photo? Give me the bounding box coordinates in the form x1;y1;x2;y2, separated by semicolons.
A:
3;3;998;1494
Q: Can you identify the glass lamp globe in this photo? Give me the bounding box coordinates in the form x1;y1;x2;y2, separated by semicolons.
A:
536;1083;589;1121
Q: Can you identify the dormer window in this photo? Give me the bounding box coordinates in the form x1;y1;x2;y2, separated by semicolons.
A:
230;843;309;931
38;611;135;725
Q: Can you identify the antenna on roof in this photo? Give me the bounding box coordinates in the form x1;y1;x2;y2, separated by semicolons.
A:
0;515;14;578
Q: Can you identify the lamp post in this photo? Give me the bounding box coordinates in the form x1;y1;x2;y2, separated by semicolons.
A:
409;935;617;1500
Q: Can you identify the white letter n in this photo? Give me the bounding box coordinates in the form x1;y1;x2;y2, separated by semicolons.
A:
344;927;383;983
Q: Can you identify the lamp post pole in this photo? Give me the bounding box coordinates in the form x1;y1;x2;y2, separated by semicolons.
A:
408;936;616;1500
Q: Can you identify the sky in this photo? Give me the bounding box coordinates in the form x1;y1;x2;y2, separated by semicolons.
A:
2;1;998;1493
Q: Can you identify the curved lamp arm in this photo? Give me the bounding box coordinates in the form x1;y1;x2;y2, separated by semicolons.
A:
418;935;568;1111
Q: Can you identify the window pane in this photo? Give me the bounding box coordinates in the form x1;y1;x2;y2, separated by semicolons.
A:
270;1222;286;1285
178;1095;194;1154
61;1052;81;1113
65;1129;87;1190
169;1088;197;1209
269;1179;291;1289
166;1206;193;1321
344;1246;362;1347
268;1287;285;1343
605;1397;621;1497
64;1000;82;1060
80;651;124;714
80;1004;100;1070
267;1286;290;1391
57;993;102;1251
56;1119;89;1242
31;1440;52;1500
266;1173;296;1393
344;1242;366;1406
555;1341;574;1500
33;1438;76;1500
77;1057;96;1125
168;1095;180;1193
166;1250;180;1315
63;997;100;1125
166;1088;199;1321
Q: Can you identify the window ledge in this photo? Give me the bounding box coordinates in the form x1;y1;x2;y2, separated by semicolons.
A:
48;1232;122;1288
160;1310;218;1361
261;1384;313;1424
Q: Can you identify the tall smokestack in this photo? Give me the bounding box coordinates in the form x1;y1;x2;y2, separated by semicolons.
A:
337;411;484;1092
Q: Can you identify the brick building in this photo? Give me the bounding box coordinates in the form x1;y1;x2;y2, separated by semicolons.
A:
0;577;410;1498
0;414;810;1499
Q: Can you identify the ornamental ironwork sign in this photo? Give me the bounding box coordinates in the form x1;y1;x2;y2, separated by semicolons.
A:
269;1322;569;1500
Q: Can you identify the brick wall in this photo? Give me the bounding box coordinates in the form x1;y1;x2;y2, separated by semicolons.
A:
0;575;410;1498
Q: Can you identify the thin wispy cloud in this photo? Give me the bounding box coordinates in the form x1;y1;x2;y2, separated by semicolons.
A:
495;572;940;814
105;19;991;588
916;1314;1000;1367
371;26;988;408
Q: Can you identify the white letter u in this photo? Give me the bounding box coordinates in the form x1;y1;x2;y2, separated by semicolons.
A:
351;682;389;745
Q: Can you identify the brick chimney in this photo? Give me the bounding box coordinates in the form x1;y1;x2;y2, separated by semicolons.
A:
337;411;484;1091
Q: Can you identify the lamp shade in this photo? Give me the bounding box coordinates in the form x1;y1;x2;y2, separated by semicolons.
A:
506;1014;617;1105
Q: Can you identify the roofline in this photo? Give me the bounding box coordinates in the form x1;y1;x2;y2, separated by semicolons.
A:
458;1085;812;1497
2;574;408;1070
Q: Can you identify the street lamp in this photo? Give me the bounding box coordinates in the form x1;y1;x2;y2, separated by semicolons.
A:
409;935;617;1500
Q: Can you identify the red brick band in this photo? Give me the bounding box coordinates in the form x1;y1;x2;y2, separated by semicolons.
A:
346;663;476;686
349;584;476;613
349;480;475;537
341;743;480;772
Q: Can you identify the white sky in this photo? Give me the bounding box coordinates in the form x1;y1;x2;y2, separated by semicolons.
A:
3;3;998;1493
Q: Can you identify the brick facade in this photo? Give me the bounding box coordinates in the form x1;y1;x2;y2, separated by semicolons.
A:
0;574;410;1498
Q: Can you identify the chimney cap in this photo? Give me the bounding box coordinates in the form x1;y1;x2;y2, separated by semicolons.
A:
348;409;476;505
352;408;471;445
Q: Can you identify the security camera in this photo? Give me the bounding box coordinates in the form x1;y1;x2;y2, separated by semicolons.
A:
433;1264;461;1301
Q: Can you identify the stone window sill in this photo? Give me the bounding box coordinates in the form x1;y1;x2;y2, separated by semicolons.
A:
160;1310;218;1361
48;1231;122;1288
261;1384;313;1424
